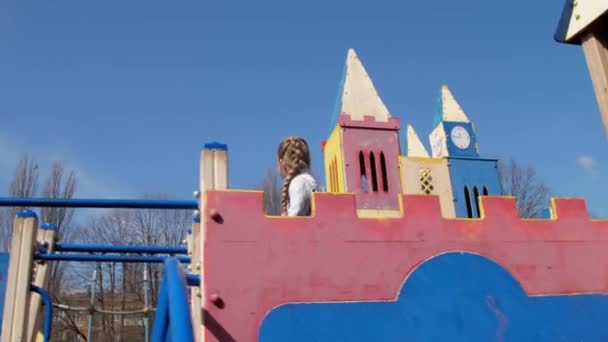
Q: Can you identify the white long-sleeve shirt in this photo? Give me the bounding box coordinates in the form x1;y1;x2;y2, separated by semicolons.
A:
287;172;318;217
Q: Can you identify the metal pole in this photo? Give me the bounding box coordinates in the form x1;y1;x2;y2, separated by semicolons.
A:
34;254;191;264
0;197;198;210
165;258;194;341
55;244;188;255
150;272;169;341
87;268;97;342
30;285;53;342
143;262;150;342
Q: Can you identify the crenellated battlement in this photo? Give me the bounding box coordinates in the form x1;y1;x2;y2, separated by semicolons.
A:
337;114;401;130
199;190;608;341
201;191;606;242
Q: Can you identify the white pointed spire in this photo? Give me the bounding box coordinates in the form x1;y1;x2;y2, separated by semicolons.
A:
439;84;470;123
337;48;391;122
406;125;430;157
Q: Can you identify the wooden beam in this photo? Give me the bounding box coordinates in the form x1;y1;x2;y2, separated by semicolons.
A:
27;224;57;342
581;19;608;138
1;212;38;341
196;142;228;341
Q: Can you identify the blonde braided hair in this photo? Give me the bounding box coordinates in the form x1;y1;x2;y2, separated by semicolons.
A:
277;136;311;215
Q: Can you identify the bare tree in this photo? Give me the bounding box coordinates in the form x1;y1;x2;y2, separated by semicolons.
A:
42;161;78;300
10;154;40;198
0;155;39;251
256;169;283;216
128;194;192;305
59;194;192;340
498;158;551;218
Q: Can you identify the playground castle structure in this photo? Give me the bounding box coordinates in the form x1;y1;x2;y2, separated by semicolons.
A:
1;2;608;341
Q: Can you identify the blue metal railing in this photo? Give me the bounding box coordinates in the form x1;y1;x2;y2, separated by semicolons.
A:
151;257;195;342
55;243;188;255
34;253;191;264
30;285;53;342
0;197;198;209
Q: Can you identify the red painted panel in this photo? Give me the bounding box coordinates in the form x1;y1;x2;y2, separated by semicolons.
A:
338;113;401;130
340;125;401;210
201;191;608;341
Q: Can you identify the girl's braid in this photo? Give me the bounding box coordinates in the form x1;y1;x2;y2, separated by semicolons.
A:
280;137;309;214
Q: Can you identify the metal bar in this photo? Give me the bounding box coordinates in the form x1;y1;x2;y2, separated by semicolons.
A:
54;303;155;315
151;271;169;342
55;243;188;255
30;285;52;342
166;258;194;342
143;263;150;342
87;269;97;342
34;253;191;264
186;274;200;287
0;197;198;209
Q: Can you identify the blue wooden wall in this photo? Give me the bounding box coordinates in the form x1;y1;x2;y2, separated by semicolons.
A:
259;252;608;341
442;122;479;158
448;157;502;218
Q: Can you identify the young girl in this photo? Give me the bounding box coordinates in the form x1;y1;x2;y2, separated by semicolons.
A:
277;136;318;216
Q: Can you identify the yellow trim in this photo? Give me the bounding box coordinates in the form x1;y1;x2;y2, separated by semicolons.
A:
324;125;345;193
403;156;446;163
399;156;407;195
356;192;405;219
357;209;402;219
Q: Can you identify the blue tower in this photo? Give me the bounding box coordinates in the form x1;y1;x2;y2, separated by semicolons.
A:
428;85;502;218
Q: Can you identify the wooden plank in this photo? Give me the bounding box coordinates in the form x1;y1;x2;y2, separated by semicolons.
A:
198;143;228;342
213;150;228;190
1;216;24;340
581;27;608;138
200;149;215;191
189;219;202;342
1;212;38;341
27;224;56;342
565;0;608;42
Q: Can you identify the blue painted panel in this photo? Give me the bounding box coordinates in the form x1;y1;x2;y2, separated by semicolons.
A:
554;0;575;44
0;253;9;329
540;208;553;219
443;121;479;158
448;157;501;218
260;252;608;341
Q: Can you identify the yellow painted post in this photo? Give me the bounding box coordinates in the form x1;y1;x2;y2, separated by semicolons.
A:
195;142;228;341
323;126;345;193
1;210;38;341
27;223;57;342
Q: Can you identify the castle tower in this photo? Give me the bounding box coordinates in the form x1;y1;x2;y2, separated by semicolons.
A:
429;85;479;158
428;85;502;218
323;49;402;217
400;125;456;218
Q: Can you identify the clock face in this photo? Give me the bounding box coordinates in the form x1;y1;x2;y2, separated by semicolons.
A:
450;126;471;150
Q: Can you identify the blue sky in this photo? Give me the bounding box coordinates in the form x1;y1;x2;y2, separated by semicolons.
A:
0;0;606;217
